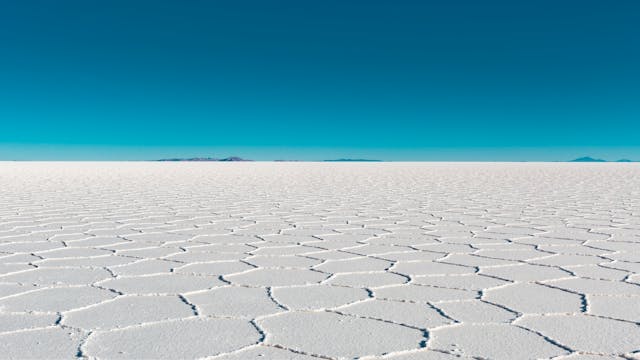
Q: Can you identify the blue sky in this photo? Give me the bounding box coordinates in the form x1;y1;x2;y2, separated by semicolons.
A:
1;0;639;160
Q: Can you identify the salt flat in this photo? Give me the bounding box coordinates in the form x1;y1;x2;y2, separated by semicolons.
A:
0;162;639;359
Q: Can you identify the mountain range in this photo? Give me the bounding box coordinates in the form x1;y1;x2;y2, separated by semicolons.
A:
156;156;635;162
157;156;251;162
570;157;635;162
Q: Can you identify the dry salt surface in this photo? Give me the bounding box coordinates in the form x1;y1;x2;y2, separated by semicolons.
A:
0;162;639;360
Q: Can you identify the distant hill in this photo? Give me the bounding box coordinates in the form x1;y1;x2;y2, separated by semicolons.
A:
323;159;382;162
218;156;250;162
157;156;251;162
569;157;635;162
570;157;606;162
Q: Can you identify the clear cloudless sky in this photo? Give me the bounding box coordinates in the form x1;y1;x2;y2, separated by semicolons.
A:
1;0;639;160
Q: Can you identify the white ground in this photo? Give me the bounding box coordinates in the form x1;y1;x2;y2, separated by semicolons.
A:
0;162;639;360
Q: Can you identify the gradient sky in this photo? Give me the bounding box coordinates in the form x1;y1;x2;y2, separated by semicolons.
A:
1;0;639;160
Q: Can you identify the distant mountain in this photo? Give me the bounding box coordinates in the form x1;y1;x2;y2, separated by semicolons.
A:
157;156;251;162
570;156;606;162
158;157;216;161
323;159;382;162
218;156;250;162
568;157;636;163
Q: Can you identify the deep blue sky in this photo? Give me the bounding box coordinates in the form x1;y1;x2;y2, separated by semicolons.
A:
1;0;639;160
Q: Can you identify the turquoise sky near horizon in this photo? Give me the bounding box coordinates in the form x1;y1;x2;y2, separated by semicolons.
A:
1;0;639;161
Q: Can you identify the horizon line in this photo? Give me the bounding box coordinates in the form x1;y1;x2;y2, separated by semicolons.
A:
0;159;637;163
